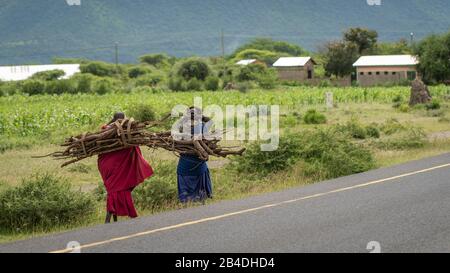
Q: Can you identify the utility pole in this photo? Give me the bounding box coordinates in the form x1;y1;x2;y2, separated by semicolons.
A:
221;29;225;59
221;29;227;81
410;32;415;46
114;42;119;66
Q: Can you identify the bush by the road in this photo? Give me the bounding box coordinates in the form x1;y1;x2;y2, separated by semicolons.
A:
231;129;376;180
298;129;375;179
0;173;96;232
374;126;427;150
230;133;303;177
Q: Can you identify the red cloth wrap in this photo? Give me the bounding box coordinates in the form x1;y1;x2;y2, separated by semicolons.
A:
98;146;153;218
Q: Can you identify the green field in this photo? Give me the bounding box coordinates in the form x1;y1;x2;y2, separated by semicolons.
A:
1;85;448;143
1;85;450;242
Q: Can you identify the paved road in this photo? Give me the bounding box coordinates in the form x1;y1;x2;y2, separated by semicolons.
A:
1;153;450;253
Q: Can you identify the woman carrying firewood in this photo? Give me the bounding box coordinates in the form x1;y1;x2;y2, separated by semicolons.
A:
98;112;154;223
175;107;213;204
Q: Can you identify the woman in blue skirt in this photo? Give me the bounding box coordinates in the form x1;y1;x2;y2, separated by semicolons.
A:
176;107;213;203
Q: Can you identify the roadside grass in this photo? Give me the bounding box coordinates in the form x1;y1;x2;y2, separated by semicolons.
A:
374;139;450;167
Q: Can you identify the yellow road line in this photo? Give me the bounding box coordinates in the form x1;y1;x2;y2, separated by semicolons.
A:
50;162;450;253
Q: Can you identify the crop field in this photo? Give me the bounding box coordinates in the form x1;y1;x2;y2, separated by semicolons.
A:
1;85;448;142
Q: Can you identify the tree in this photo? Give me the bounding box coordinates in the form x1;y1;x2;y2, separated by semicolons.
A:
177;58;211;81
414;32;450;84
128;66;152;78
231;38;306;58
343;28;378;55
80;61;118;77
139;53;170;68
234;49;287;66
322;41;358;78
236;63;267;82
376;39;411;55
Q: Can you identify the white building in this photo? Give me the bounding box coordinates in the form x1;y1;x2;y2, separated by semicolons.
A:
353;55;419;86
236;59;259;66
0;64;80;81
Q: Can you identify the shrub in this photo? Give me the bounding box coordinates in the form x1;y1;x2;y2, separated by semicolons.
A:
186;78;203;91
425;99;441;111
128;66;152;79
93;78;115;95
335;119;367;139
21;80;45;95
80;61;117;77
30;69;65;81
230;133;303;177
74;74;93;93
44;79;75;95
0;173;96;232
303;109;327;124
230;129;376;180
380;118;405;135
127;104;156;122
298;129;376;179
135;72;165;87
139;53;170;68
133;161;178;210
365;124;381;138
204;76;220;91
256;68;278;89
177;58;211;81
375;126;427;150
0;82;19;96
236;63;266;82
168;76;187;91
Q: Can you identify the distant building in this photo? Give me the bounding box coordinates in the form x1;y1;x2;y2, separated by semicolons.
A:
236;59;264;66
353;55;418;86
272;57;316;82
0;64;80;81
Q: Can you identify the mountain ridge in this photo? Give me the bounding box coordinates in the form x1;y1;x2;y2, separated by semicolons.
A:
0;0;449;65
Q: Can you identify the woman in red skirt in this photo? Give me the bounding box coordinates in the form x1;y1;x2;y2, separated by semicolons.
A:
98;112;154;223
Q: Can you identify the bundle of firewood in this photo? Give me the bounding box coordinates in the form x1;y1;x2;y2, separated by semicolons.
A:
38;118;245;167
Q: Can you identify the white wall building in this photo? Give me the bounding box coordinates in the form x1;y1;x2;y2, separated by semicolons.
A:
0;64;80;81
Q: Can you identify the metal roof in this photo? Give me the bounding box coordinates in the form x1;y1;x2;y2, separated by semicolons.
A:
0;64;80;81
353;55;418;67
236;59;257;65
272;57;314;67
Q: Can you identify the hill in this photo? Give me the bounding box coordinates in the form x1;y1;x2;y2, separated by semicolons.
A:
0;0;449;64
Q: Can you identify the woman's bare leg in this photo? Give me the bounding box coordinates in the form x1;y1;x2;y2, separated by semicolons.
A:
105;212;112;224
113;214;118;222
